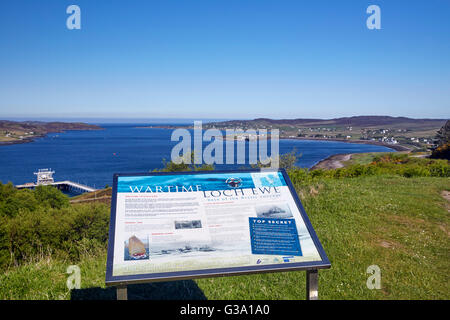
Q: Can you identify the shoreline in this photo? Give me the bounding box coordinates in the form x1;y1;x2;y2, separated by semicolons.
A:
1;124;408;172
309;148;409;171
136;125;411;152
310;153;354;170
304;137;411;170
0;137;37;146
0;127;103;147
281;136;410;152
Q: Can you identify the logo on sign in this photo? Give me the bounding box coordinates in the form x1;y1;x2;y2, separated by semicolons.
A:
226;177;242;188
283;256;294;262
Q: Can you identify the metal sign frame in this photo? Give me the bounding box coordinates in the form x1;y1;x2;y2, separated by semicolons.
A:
105;169;330;298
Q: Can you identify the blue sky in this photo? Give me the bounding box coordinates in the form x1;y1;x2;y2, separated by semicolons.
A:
0;0;449;120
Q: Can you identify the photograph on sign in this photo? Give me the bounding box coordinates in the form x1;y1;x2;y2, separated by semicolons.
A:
106;170;329;283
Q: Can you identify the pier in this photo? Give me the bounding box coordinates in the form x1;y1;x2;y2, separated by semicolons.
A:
15;169;97;194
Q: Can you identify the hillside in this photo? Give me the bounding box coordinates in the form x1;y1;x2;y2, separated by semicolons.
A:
0;156;449;300
209;116;446;129
70;188;112;205
0;175;448;300
0;120;102;145
203;116;447;151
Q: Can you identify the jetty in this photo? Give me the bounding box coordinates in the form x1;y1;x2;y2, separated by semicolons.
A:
15;169;97;194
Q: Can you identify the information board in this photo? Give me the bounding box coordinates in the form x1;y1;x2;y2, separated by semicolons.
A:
105;169;330;286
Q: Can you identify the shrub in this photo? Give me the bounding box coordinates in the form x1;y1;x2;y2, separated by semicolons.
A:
305;154;449;180
251;149;301;170
0;189;38;218
0;183;109;270
400;165;430;178
428;160;450;177
373;153;408;164
1;203;109;269
34;185;70;209
431;143;450;160
157;152;215;172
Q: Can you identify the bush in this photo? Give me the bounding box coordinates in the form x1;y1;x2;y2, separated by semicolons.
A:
157;152;215;172
0;184;109;270
1;203;109;269
0;185;68;218
373;153;408;164
431;143;450;160
0;189;38;218
400;165;430;178
34;185;69;209
251;149;301;170
301;154;450;180
428;160;450;177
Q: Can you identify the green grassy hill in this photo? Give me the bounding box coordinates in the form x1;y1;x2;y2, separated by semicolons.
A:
0;155;449;300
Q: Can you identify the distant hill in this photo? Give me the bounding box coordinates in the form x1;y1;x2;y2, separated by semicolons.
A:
0;120;102;145
0;120;101;132
202;116;448;150
207;116;447;129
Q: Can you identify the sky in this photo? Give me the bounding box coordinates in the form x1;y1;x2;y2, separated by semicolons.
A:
0;0;449;120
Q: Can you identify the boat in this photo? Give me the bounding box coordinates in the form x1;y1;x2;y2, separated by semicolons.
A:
128;235;147;259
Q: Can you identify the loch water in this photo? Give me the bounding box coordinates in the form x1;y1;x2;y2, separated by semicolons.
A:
0;124;394;189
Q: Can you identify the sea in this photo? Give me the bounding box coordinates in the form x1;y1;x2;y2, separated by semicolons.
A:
0;123;394;189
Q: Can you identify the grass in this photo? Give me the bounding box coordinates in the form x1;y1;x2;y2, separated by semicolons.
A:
345;152;390;166
1;175;448;300
344;152;403;166
345;151;434;167
70;187;112;205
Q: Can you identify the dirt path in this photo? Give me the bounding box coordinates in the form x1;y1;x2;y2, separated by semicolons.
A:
442;191;450;213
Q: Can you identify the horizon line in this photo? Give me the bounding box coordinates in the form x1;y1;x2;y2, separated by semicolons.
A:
0;115;448;123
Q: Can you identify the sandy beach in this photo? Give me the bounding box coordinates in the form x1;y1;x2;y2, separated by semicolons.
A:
310;153;353;170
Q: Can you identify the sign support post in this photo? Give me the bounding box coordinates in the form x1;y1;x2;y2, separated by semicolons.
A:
306;269;319;300
117;285;128;300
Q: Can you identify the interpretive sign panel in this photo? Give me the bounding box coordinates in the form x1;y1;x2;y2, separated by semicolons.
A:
105;169;330;286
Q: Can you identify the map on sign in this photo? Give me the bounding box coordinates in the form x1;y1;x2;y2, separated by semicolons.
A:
105;169;330;285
